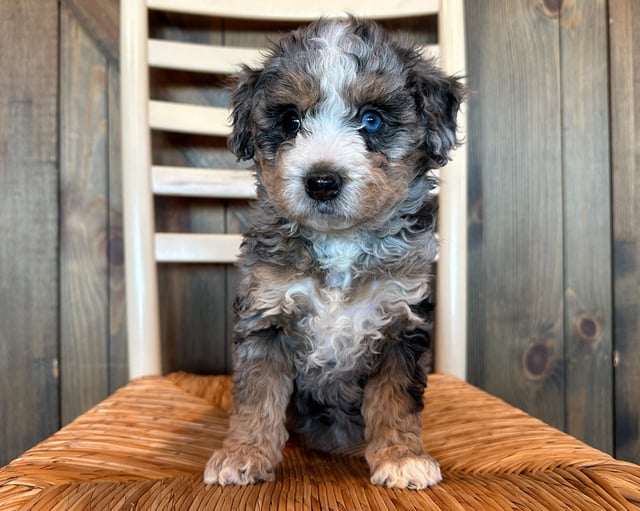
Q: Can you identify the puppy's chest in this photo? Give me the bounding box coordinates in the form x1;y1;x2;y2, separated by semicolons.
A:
312;235;361;289
278;273;428;375
252;236;429;373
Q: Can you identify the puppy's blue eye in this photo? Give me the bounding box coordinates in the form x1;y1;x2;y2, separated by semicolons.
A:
282;110;301;134
361;111;383;133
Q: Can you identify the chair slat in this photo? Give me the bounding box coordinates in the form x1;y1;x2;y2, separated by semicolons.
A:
155;233;243;263
152;166;256;198
147;0;439;20
149;100;230;136
148;39;264;74
149;39;438;75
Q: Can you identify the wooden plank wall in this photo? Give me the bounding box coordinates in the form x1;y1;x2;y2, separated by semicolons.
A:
58;0;127;425
0;0;60;465
560;0;613;456
466;0;567;432
466;0;614;454
610;0;640;463
0;0;639;468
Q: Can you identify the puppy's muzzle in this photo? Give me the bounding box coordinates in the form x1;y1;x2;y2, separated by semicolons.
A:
304;170;343;202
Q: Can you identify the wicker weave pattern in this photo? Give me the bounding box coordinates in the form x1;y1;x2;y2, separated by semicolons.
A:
1;373;639;510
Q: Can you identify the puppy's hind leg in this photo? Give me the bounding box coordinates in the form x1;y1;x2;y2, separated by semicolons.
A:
362;340;441;490
204;331;294;485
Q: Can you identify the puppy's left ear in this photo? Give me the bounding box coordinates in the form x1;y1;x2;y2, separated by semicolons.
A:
228;65;263;161
409;58;465;167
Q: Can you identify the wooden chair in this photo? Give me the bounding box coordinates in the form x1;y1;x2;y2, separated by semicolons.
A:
1;1;639;509
121;0;468;380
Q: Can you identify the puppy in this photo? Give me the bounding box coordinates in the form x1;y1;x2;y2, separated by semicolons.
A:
204;17;464;490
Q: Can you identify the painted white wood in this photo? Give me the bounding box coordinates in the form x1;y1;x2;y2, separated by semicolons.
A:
147;0;439;20
149;39;438;74
149;100;230;136
121;0;162;378
155;233;243;263
148;39;264;74
434;0;467;380
152;166;256;198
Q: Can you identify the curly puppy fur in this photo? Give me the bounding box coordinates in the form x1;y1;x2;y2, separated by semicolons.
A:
204;17;464;490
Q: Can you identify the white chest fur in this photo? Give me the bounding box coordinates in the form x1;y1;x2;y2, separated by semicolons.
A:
249;234;430;374
312;234;362;288
255;272;429;375
302;277;427;373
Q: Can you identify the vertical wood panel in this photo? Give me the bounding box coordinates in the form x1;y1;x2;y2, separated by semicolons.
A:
610;0;640;463
62;0;126;395
59;7;111;424
108;63;129;392
466;0;565;429
62;0;119;61
0;0;60;464
559;0;613;454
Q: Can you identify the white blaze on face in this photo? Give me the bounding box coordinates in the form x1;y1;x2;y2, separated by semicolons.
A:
289;21;364;165
277;23;374;229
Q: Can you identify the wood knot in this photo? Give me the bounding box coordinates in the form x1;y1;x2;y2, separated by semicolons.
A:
542;0;562;18
523;339;554;381
576;314;601;342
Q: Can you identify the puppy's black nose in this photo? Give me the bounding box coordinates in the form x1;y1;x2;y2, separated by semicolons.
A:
304;170;343;201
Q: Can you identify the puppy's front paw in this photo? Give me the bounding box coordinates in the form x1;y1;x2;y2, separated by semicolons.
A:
204;446;276;485
370;454;442;490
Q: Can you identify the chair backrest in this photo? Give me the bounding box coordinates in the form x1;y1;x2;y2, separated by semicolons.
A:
120;0;467;380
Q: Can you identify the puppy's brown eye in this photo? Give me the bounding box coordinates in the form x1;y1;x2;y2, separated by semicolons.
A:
281;110;301;134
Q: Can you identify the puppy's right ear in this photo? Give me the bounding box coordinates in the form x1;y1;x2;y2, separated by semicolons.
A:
228;65;262;161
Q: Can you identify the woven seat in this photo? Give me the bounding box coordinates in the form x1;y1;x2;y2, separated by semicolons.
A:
1;373;638;510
